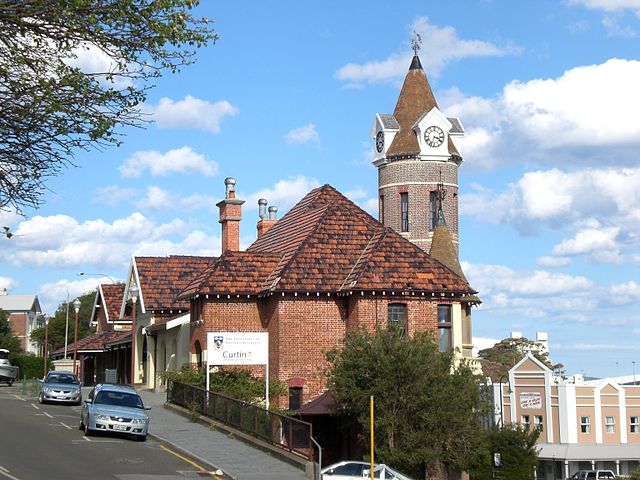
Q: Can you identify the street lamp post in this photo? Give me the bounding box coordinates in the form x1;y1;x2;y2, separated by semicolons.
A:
43;316;50;378
76;272;116;284
72;298;81;378
129;285;139;388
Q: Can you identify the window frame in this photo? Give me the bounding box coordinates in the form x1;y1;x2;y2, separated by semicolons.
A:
400;192;409;232
388;303;407;336
580;416;591;433
534;415;543;432
288;386;303;411
437;304;452;352
521;414;530;429
379;195;384;224
631;416;640;433
605;415;615;433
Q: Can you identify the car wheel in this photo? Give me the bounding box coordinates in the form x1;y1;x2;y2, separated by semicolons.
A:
79;416;85;430
38;393;44;404
136;434;147;442
8;380;12;386
83;419;91;436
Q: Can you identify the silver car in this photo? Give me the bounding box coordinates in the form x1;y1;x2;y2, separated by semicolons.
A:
39;371;82;405
321;461;413;479
80;383;150;441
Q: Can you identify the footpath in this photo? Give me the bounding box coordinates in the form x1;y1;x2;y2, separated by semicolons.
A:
137;389;308;480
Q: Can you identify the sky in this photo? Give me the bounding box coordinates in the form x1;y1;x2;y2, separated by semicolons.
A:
1;0;640;379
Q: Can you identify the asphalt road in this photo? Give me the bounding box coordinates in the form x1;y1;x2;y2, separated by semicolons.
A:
0;384;217;480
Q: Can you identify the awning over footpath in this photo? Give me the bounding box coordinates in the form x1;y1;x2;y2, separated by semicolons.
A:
297;390;337;416
538;443;640;461
52;330;131;358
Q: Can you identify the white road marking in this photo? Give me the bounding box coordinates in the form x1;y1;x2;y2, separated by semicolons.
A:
60;422;72;430
43;412;53;418
83;436;92;442
30;403;39;410
0;465;21;480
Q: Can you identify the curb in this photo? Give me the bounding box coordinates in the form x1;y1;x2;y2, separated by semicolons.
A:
148;430;235;479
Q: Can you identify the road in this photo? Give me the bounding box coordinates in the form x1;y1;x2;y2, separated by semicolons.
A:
0;384;219;480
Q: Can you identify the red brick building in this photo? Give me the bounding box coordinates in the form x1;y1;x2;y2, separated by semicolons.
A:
179;180;478;409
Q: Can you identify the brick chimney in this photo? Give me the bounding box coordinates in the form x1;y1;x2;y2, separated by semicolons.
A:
217;177;245;253
256;199;278;239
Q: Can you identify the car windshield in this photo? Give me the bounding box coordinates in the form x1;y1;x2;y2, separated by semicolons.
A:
0;351;9;360
94;390;144;409
45;373;79;384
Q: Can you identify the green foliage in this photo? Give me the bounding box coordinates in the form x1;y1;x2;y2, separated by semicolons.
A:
162;365;205;387
0;0;217;213
29;291;96;353
468;424;539;480
627;468;640;480
0;309;22;353
478;337;563;382
208;369;287;405
10;352;45;380
326;328;488;479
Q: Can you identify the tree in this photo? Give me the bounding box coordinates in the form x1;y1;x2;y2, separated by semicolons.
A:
30;291;96;354
0;0;217;213
478;337;564;382
326;328;488;480
0;308;22;353
468;424;539;480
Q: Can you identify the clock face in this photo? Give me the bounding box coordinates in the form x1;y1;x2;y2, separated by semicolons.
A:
424;126;445;148
375;131;384;153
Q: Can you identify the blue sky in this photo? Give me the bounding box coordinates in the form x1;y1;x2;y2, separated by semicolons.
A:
2;0;640;378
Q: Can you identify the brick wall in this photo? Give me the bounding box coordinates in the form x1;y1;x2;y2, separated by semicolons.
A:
9;313;27;350
195;293;446;408
378;159;459;253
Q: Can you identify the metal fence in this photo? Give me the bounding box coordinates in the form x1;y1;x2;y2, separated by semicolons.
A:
166;380;314;461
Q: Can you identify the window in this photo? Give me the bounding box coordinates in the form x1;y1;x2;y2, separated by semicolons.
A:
521;415;530;429
289;387;302;411
437;304;452;352
631;416;639;433
580;416;591;433
534;415;543;431
379;195;384;224
605;416;615;433
388;303;407;336
429;191;438;230
400;192;409;232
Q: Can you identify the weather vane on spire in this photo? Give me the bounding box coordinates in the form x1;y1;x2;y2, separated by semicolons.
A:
411;31;422;56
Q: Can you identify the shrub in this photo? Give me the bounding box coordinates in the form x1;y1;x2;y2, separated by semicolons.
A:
10;352;45;379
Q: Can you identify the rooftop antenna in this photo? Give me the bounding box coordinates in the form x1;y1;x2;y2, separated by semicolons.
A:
411;31;422;56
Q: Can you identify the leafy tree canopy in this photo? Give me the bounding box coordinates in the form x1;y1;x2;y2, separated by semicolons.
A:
0;0;217;213
469;424;539;480
326;328;488;480
478;337;564;382
0;308;22;352
30;290;96;354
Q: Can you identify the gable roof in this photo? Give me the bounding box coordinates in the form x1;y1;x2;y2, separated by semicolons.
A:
0;294;41;313
51;330;131;356
133;255;214;312
180;185;476;299
97;284;126;322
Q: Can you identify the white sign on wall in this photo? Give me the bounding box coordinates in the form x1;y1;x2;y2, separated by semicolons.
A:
520;392;542;410
205;332;270;408
207;332;268;365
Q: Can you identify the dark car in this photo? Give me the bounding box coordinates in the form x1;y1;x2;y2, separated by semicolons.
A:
80;383;150;441
39;371;82;405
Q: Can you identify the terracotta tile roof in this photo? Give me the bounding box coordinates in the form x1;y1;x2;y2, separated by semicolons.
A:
52;330;131;356
100;284;125;321
181;184;476;298
134;255;214;311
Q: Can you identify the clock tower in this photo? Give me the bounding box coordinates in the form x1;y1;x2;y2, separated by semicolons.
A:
372;50;465;254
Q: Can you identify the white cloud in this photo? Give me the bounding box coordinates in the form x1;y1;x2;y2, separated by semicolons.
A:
334;17;517;87
135;186;174;210
66;43;132;89
119;146;219;178
92;185;136;207
567;0;640;13
609;281;640;305
537;256;571;268
552;225;620;256
243;176;322;216
0;213;218;270
0;276;18;292
461;168;640;262
451;59;640;171
148;95;238;134
134;186;217;212
284;124;319;145
602;15;637;37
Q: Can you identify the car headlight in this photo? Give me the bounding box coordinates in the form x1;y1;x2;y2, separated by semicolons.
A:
43;387;53;394
95;414;110;421
131;418;146;424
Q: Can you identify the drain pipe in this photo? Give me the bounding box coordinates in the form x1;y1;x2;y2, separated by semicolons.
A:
311;436;322;480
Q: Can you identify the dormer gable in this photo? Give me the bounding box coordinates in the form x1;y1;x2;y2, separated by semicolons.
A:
414;108;452;160
371;114;400;166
